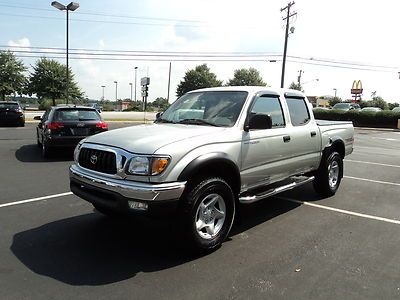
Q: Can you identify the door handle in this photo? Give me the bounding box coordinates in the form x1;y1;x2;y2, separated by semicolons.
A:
283;135;291;143
311;131;316;137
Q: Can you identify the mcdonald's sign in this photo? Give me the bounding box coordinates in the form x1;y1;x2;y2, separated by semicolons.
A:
351;80;363;95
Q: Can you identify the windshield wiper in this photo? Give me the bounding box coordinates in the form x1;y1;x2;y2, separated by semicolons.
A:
178;118;220;127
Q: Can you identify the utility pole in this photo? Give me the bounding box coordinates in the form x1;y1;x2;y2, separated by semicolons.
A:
297;69;303;84
167;62;171;102
280;1;297;88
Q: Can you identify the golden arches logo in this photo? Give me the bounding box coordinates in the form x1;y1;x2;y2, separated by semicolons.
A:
351;80;363;94
352;80;362;90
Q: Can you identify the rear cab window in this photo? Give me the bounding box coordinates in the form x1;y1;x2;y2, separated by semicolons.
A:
285;95;310;126
54;109;101;122
0;102;20;109
250;95;285;128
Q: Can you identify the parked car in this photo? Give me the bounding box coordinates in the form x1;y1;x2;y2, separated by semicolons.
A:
35;105;108;157
91;103;103;113
392;107;400;113
361;107;382;112
69;87;354;251
0;101;25;126
332;103;360;111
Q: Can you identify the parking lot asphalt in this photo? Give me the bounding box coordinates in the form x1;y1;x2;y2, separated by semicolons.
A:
0;124;399;299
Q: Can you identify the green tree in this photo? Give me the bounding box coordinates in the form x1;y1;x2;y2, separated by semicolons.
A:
328;96;342;107
388;102;399;110
370;96;388;110
0;51;27;101
151;97;170;111
28;58;83;106
289;81;303;91
227;68;266;86
176;64;222;97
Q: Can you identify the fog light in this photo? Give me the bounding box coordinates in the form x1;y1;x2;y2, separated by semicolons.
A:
128;201;148;211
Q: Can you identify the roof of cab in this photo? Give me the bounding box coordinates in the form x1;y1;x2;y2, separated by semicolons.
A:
186;86;306;97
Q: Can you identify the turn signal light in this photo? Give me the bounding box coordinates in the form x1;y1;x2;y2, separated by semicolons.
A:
151;158;170;175
96;121;108;129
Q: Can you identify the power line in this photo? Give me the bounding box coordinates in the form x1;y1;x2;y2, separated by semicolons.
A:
0;3;203;23
13;53;397;73
0;12;207;28
3;49;283;58
0;45;280;55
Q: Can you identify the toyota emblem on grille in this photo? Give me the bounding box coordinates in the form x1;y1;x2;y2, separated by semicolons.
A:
90;154;98;164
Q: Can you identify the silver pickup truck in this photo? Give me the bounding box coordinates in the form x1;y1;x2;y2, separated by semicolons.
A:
70;86;354;250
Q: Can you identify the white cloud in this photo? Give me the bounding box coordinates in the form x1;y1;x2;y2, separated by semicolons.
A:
8;37;30;48
99;39;105;50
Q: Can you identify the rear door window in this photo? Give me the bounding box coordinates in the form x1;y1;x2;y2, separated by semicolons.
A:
286;97;310;126
54;109;101;121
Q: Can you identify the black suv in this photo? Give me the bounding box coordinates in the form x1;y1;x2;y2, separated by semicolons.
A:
35;105;108;157
0;101;25;126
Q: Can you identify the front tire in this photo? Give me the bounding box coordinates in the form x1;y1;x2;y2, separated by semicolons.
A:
42;142;51;158
179;177;235;251
313;151;343;197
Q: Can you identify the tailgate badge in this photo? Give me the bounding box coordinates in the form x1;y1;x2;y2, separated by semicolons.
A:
90;155;98;164
77;122;85;127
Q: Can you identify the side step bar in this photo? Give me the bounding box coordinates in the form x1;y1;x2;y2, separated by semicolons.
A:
239;176;315;204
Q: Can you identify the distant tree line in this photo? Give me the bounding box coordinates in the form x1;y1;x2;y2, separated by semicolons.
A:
176;64;267;97
0;50;83;107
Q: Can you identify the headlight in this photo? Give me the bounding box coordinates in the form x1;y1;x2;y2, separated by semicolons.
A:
127;156;170;175
127;156;150;175
73;143;81;162
74;140;85;162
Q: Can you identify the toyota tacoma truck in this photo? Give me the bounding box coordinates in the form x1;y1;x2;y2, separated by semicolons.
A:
70;86;354;250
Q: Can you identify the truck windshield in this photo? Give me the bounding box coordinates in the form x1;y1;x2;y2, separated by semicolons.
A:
158;91;248;127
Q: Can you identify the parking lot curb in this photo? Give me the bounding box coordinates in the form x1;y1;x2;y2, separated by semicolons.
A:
354;127;400;132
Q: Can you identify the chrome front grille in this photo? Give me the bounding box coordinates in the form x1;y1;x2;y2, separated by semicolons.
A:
78;147;117;174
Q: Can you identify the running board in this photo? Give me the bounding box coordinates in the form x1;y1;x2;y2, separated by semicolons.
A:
239;176;315;204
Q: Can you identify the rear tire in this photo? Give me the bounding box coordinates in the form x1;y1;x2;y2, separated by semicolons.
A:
179;177;235;251
313;151;343;197
36;132;42;147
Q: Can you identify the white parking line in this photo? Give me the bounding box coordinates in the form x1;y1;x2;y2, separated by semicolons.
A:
278;196;400;225
371;137;399;142
0;192;73;208
344;176;400;187
345;159;400;168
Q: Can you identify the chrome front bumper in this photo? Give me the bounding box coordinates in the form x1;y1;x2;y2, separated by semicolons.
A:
69;164;186;202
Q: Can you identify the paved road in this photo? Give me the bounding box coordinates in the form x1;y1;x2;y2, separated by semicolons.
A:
0;124;400;299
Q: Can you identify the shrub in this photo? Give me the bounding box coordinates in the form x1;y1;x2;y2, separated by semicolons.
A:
313;109;400;128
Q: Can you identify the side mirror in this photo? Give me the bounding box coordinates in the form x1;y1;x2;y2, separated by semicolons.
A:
245;113;272;131
156;112;163;120
33;116;42;120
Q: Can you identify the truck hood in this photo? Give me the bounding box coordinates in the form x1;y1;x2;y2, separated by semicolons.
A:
84;123;227;154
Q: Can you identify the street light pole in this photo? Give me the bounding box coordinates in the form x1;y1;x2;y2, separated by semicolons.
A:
333;88;337;97
114;81;118;101
51;1;80;104
134;67;138;102
101;85;105;100
129;83;133;101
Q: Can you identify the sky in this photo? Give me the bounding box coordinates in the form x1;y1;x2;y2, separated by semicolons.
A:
1;0;399;103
